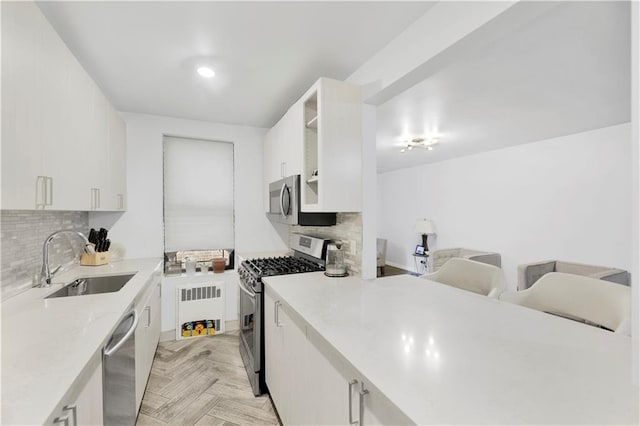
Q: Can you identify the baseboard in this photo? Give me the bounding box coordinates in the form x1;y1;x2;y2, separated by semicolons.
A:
225;319;239;331
160;330;175;342
160;319;239;342
385;260;412;272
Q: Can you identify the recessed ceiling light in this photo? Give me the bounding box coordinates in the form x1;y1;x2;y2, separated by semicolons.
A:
197;66;215;78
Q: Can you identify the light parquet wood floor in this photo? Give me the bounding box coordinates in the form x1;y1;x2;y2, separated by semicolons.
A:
377;264;411;278
136;332;280;426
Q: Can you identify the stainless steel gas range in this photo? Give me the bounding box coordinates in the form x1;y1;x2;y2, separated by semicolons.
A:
238;234;329;396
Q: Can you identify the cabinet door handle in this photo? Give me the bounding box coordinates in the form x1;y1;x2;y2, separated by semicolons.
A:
274;301;282;327
90;188;95;210
359;383;369;426
144;306;151;328
348;379;359;425
63;404;77;426
45;177;53;206
97;188;101;209
53;416;69;426
35;176;46;209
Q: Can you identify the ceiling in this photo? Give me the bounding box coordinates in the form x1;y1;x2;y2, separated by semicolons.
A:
37;1;434;128
376;1;631;173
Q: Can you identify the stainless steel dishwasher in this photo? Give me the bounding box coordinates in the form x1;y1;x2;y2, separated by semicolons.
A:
103;307;139;426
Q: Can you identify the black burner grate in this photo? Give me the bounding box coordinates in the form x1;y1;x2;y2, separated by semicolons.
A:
243;256;324;277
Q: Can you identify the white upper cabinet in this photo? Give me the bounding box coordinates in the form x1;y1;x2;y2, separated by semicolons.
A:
263;76;364;214
269;101;303;182
106;104;127;211
1;1;127;211
1;2;44;210
281;101;303;179
263;101;303;211
301;78;362;213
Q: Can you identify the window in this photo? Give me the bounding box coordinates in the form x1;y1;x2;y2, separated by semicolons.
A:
163;136;234;274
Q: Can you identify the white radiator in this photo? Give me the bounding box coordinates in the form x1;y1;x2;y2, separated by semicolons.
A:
175;281;226;340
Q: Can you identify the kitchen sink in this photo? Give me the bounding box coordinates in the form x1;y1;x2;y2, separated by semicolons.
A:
45;274;135;299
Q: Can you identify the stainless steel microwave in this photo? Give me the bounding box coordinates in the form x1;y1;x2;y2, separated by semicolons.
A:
267;175;336;226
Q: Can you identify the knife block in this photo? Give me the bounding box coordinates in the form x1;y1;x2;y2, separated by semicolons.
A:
81;251;110;266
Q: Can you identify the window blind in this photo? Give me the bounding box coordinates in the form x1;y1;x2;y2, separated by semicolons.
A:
163;136;234;252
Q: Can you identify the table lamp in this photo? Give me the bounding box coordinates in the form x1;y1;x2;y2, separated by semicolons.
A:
415;219;435;251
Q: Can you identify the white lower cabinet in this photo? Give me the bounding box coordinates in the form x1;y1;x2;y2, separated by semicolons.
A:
264;287;410;425
264;288;284;411
49;356;103;426
265;288;308;424
134;276;162;411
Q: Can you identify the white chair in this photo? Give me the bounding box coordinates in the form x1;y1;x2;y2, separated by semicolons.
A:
428;248;501;272
517;260;629;290
420;258;505;298
376;238;387;276
500;272;631;334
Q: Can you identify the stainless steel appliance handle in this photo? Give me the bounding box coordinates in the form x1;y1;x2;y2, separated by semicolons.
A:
238;279;256;299
63;405;77;426
279;182;287;218
104;309;138;357
348;379;359;424
359;383;369;426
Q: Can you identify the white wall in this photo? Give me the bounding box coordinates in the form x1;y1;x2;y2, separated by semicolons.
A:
361;105;377;280
89;112;289;328
378;123;632;288
631;0;639;386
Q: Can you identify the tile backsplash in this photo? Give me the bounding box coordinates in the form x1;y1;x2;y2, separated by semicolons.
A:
1;210;89;300
291;212;362;275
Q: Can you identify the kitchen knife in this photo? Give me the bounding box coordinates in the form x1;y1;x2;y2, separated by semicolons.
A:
104;239;111;252
88;229;97;244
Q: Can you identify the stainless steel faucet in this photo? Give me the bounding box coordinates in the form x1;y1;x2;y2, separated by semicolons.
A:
40;231;95;287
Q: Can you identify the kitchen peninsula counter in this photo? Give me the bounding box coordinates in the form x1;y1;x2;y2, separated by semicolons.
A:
263;272;639;425
1;258;163;425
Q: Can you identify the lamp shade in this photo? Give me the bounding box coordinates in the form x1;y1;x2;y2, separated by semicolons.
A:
415;219;435;234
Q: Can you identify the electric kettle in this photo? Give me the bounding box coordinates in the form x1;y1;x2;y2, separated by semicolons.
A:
325;242;348;277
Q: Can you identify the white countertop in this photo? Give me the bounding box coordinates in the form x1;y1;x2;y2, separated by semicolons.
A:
263;272;639;425
1;258;163;425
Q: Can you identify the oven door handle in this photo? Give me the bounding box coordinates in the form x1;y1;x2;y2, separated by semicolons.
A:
238;279;256;299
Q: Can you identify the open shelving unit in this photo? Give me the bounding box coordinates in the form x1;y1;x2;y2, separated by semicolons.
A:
303;91;319;206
